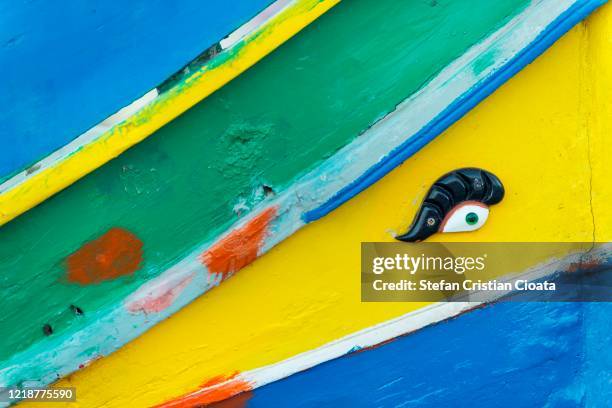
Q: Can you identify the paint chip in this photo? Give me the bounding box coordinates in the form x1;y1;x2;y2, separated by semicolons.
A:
262;184;275;197
70;305;84;316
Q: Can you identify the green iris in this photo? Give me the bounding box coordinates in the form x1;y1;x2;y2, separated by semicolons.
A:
465;212;479;225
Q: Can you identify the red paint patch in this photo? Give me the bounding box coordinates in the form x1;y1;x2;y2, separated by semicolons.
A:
154;372;252;407
201;207;277;280
67;227;143;284
127;275;193;314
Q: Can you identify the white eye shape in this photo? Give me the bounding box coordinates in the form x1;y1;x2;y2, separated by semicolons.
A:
440;202;489;233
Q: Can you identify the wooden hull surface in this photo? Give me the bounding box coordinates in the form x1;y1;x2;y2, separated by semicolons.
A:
3;0;611;406
2;0;537;385
12;2;612;406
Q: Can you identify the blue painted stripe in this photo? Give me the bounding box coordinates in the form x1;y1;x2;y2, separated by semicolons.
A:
223;304;610;407
0;0;272;181
303;0;606;223
214;268;612;407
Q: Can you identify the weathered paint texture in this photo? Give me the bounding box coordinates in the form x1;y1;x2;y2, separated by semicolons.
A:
0;0;531;369
0;0;339;226
201;207;277;279
215;302;608;408
32;7;612;405
0;0;273;181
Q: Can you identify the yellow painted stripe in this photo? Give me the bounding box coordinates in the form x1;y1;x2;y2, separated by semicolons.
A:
586;3;612;241
27;8;611;407
0;0;339;226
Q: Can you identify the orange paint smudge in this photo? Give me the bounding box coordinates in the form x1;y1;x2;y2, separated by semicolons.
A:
199;373;239;389
127;275;193;314
154;372;252;407
67;227;143;284
201;207;277;280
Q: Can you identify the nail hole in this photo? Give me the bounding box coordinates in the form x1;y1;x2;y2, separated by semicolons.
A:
43;324;53;336
262;184;275;197
70;305;84;316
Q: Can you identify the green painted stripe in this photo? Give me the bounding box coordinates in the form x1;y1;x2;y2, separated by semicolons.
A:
0;0;528;364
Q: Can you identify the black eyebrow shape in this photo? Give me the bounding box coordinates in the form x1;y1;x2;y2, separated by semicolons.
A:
395;168;504;242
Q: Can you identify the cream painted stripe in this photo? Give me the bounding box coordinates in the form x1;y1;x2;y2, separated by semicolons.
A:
0;0;339;225
194;246;610;401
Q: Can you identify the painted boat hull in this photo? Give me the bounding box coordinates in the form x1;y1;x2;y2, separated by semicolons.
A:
3;0;612;404
22;3;612;406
